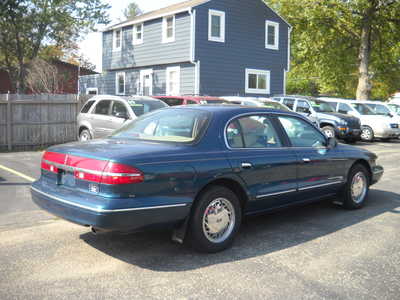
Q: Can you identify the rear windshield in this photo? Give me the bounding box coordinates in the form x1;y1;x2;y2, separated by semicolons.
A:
309;100;335;112
111;109;210;143
127;99;166;116
351;103;375;115
262;101;289;111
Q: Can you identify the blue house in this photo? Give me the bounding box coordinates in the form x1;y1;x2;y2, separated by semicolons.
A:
80;0;291;97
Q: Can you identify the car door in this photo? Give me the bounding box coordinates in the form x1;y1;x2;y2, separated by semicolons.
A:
108;101;131;132
276;115;346;201
225;114;298;212
91;99;113;138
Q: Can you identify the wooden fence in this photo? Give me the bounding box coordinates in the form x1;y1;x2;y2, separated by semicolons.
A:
0;94;91;151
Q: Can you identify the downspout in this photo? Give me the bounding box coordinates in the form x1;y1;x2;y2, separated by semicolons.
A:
188;8;200;95
284;27;292;95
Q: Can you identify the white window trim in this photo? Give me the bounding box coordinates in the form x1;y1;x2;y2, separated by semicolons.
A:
113;29;122;51
245;69;270;94
86;88;98;95
132;23;143;45
162;15;175;43
208;9;225;43
265;20;279;50
166;66;181;96
115;72;126;95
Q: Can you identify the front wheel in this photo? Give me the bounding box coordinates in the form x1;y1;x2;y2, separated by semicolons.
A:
340;164;370;209
361;126;374;142
187;186;242;253
321;126;336;138
79;129;92;142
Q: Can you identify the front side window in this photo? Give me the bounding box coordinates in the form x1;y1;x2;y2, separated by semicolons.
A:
126;99;167;116
112;109;209;143
366;104;391;116
245;69;270;94
133;24;143;45
338;103;352;114
227;115;282;149
278;116;326;148
115;72;125;95
113;29;122;51
166;66;180;95
265;20;279;50
388;104;400;114
94;100;112;115
163;15;175;43
296;100;311;114
351;103;375;115
111;101;128;118
208;9;225;43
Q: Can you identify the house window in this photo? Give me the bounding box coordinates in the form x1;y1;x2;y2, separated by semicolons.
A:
113;29;122;51
133;24;143;45
166;66;180;95
208;9;225;43
245;69;270;94
116;72;125;95
265;20;279;50
162;15;175;43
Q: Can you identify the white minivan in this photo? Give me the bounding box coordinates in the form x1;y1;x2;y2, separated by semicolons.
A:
322;99;400;141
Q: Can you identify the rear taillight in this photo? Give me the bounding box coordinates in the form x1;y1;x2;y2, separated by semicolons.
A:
41;151;143;185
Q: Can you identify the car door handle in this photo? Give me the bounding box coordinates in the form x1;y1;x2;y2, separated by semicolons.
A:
241;162;253;169
302;158;311;163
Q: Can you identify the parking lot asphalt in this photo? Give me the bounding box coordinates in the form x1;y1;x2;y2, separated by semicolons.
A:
0;142;399;299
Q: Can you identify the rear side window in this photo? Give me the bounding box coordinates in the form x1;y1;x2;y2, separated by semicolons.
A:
226;115;282;149
94;100;112;115
161;98;184;106
282;98;295;110
80;100;95;113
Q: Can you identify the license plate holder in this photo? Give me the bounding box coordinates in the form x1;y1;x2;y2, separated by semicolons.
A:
59;170;76;187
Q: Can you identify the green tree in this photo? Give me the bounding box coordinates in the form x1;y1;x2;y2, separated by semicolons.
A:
123;2;143;19
267;0;400;100
0;0;110;93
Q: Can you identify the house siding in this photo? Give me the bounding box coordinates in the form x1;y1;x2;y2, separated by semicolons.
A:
80;63;196;96
194;0;290;97
102;12;192;71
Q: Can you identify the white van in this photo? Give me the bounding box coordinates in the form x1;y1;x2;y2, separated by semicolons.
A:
322;99;400;141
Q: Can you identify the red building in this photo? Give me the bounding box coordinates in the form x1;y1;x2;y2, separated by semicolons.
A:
0;60;98;94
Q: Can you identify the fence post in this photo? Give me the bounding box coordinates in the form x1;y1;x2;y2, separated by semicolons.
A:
6;93;12;151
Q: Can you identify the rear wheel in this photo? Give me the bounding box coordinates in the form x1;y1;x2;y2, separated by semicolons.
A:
321;125;336;138
79;129;92;142
361;126;374;142
340;164;370;209
187;186;242;253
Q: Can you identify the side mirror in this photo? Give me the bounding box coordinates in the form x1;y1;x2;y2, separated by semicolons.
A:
327;137;338;149
115;112;129;119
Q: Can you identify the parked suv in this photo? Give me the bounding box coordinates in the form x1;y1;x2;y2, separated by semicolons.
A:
77;95;167;141
273;95;361;142
154;95;229;106
322;99;400;142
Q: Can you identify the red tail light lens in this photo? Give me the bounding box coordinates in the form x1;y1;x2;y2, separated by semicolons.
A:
41;151;144;185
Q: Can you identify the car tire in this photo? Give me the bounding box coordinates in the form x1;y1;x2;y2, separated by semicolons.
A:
340;164;370;209
79;129;92;142
321;126;336;138
361;126;374;142
187;186;242;253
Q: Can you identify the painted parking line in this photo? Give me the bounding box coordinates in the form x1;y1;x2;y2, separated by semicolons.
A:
0;164;35;183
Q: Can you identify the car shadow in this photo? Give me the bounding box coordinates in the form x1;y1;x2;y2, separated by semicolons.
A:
80;189;399;272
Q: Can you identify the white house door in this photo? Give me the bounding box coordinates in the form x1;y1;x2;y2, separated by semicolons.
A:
140;69;153;96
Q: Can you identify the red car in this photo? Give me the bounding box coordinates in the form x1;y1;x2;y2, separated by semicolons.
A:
154;96;229;106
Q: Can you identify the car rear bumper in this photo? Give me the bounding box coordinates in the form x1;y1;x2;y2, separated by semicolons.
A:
371;165;384;185
31;182;191;232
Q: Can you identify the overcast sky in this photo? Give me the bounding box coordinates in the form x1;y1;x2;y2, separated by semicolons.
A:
79;0;183;72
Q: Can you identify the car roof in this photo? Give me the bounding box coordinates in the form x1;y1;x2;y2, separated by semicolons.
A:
154;95;223;101
88;95;162;102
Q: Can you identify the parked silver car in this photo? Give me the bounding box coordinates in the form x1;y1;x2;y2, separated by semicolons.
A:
77;95;167;141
